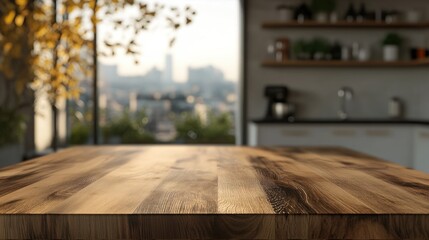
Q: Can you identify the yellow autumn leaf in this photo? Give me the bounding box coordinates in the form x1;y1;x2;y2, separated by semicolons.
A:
35;27;48;38
4;11;16;25
51;80;61;89
46;41;56;49
3;42;13;53
91;15;101;24
16;0;28;9
15;15;25;26
89;0;96;9
70;88;80;99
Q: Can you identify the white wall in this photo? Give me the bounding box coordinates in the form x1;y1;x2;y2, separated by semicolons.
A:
246;0;429;121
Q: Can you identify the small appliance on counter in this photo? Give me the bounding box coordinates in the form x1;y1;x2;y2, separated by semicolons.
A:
389;96;405;119
265;86;295;120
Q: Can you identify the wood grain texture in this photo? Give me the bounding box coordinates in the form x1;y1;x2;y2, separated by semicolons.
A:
0;146;428;239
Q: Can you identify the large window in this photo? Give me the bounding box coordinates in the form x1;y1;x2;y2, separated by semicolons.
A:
68;0;239;145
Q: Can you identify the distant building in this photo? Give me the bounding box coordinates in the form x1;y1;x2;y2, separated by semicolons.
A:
145;67;162;82
187;65;230;100
188;66;225;86
163;54;174;83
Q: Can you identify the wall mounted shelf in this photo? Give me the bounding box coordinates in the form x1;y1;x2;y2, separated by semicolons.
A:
262;60;429;68
262;21;429;29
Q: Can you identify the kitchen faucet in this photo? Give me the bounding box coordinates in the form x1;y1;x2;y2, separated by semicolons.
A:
338;87;353;120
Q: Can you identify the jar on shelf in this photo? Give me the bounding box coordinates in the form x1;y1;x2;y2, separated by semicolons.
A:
275;38;290;62
384;11;400;23
277;5;294;22
358;46;371;62
341;45;351;61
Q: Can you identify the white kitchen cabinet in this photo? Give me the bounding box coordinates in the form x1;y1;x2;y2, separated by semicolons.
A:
413;126;429;173
354;126;413;168
249;123;414;168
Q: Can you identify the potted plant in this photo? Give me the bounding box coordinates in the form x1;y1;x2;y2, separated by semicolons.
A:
382;33;403;62
0;108;26;168
310;38;332;60
293;40;312;60
311;0;336;23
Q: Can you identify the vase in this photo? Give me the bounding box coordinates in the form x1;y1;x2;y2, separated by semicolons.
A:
383;45;399;62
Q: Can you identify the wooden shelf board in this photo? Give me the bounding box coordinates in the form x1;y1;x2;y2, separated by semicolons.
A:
262;60;429;68
262;21;429;29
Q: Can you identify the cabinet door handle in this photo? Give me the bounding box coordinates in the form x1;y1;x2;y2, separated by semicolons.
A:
332;129;357;137
282;130;310;137
366;129;391;137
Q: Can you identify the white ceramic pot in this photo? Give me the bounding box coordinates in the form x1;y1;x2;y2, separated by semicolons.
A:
358;47;371;61
405;9;421;23
313;52;325;60
383;45;399;62
0;144;23;168
278;8;294;22
329;12;338;23
315;12;329;23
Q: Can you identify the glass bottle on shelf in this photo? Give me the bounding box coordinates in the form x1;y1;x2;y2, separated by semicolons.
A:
294;3;313;23
344;3;357;22
356;3;367;22
341;45;351;61
267;43;276;61
331;41;342;60
351;42;360;60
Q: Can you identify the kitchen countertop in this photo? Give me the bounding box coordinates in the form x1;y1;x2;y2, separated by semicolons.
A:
252;118;429;125
0;146;429;239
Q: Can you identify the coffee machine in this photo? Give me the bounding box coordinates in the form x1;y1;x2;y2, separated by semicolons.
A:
265;86;295;119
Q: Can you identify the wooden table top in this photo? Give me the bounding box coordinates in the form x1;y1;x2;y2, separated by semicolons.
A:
1;146;429;239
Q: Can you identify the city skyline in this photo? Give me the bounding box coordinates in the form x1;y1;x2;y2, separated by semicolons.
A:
99;54;237;83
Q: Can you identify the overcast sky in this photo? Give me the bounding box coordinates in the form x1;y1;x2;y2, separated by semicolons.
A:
98;0;240;82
